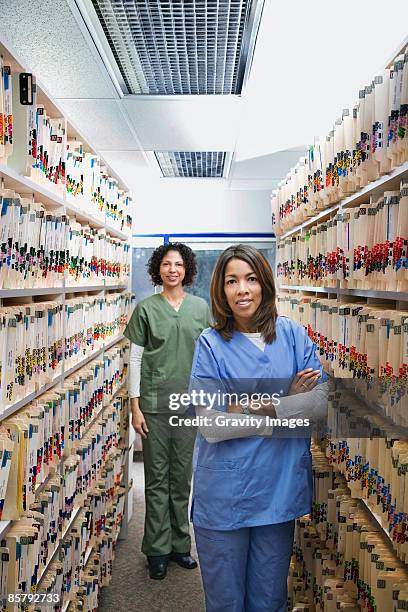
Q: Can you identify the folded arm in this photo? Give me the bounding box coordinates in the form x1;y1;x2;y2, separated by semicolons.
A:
196;405;273;444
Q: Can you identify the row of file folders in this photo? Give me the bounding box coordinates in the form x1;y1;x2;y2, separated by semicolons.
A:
326;389;408;563
0;292;134;410
0;340;129;521
271;45;408;234
3;494;128;612
0;395;129;611
0;188;130;289
0;57;132;234
277;295;408;426
276;179;408;292
288;443;408;612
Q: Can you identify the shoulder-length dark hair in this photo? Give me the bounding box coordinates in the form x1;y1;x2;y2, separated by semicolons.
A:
210;244;277;343
147;242;197;286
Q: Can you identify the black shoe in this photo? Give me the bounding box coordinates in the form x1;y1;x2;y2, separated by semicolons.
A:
147;555;168;580
169;551;198;570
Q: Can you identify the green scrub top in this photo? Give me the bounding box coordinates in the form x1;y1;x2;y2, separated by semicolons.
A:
124;292;211;413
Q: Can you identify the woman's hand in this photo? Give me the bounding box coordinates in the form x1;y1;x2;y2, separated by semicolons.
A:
227;403;243;414
288;369;321;396
130;398;149;438
131;408;149;438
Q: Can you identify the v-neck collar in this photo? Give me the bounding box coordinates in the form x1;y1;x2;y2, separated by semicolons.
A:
159;291;189;315
234;330;270;359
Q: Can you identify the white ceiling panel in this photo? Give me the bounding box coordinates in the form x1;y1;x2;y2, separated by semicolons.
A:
235;0;408;160
229;179;281;191
0;0;117;99
57;99;139;150
230;149;306;180
121;96;243;150
97;151;150;191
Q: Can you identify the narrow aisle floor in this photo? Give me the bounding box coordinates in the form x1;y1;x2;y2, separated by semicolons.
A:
98;458;205;612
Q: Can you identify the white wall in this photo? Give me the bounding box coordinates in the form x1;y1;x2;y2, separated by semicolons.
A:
132;179;272;235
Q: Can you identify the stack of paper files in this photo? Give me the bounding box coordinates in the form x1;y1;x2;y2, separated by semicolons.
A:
65;140;132;233
271;46;408;235
0;301;64;408
0;293;132;412
0;57;13;164
0;345;128;523
276;178;408;292
327;388;408;559
0;187;131;290
278;294;408;424
288;443;408;612
0;473;127;610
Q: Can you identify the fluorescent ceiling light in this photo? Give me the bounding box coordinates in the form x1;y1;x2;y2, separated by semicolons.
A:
87;0;264;94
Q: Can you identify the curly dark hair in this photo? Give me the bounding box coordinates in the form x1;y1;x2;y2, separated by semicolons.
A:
147;243;198;286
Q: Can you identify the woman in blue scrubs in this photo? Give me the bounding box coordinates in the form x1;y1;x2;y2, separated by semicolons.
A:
189;244;328;612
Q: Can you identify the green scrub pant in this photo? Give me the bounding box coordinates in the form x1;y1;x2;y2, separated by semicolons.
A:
141;413;196;557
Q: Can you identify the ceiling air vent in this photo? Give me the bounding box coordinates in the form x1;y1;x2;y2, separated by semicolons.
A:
155;151;226;177
88;0;264;94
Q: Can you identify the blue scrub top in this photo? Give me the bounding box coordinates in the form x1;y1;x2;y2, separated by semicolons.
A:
189;316;327;530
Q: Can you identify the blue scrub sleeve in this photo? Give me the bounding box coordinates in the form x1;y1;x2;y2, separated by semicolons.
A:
188;332;229;414
190;333;221;379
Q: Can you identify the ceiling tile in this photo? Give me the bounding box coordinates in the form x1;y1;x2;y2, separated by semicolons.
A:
57;99;139;150
98;150;150;190
121;96;242;150
0;0;117;99
231;149;306;180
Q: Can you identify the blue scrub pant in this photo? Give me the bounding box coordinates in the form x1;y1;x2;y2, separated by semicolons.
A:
194;520;294;612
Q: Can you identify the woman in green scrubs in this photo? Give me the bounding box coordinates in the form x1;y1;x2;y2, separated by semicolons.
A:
124;243;210;580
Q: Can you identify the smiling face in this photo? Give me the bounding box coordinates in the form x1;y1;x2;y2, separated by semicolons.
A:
159;249;186;289
224;258;262;332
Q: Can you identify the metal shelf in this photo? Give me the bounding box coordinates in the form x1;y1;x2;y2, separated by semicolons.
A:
0;520;11;537
83;544;93;566
105;284;129;291
386;35;408;68
63;197;105;229
338;287;408;301
0;283;127;298
0;336;124;423
278;284;408;302
64;284;105;294
0;164;130;240
278;284;338;295
0;163;66;209
64;198;129;239
361;498;394;545
279;201;342;240
103;379;127;406
279;161;408;239
0;374;63;422
63;335;125;380
323;456;397;556
105;225;130;241
34;464;63;498
37;506;82;585
0;286;64;298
